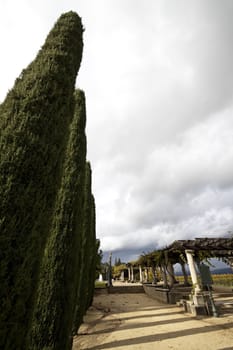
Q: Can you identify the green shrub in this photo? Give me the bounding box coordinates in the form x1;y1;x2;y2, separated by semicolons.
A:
95;281;107;289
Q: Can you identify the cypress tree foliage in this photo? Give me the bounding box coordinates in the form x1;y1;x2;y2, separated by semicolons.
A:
73;162;93;333
85;194;97;310
29;89;87;350
0;12;83;350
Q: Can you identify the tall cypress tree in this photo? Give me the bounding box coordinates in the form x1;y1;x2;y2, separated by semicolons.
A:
0;12;83;349
29;89;87;350
86;194;97;310
73;162;92;333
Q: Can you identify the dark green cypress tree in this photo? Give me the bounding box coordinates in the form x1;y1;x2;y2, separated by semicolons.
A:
0;12;83;350
29;89;86;350
86;194;97;309
73;162;92;333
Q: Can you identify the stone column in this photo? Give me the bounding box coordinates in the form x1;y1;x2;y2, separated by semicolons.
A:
151;266;157;284
162;264;168;288
185;250;201;293
167;261;175;287
139;265;143;282
107;252;112;287
144;268;148;282
180;262;189;286
120;270;124;281
228;257;233;271
164;251;174;287
131;266;134;282
128;267;131;281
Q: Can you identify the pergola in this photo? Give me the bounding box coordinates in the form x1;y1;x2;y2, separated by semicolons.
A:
126;237;233;287
166;237;233;257
126;237;233;314
164;237;233;293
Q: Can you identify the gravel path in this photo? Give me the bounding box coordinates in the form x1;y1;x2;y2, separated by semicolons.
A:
73;293;233;350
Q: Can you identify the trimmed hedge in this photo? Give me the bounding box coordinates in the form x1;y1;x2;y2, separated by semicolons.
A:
0;12;83;350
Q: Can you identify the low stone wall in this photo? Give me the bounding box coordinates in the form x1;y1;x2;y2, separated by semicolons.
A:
168;286;192;304
108;285;144;294
95;285;145;295
143;284;192;304
94;287;109;295
143;284;169;303
212;285;233;294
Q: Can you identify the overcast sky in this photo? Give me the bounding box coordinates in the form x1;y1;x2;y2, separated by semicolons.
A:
1;1;233;262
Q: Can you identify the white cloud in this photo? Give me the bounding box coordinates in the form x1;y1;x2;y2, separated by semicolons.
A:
1;0;233;261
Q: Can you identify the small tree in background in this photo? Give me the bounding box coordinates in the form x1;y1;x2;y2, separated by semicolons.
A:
114;257;122;266
95;239;103;279
0;12;83;349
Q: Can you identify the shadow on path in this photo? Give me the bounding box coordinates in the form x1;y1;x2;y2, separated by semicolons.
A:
87;322;233;350
98;310;183;323
90;316;193;335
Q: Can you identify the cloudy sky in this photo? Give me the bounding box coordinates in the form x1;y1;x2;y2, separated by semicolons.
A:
1;1;233;262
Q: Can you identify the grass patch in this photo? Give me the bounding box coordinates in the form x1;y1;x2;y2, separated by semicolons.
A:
176;274;233;287
95;281;107;289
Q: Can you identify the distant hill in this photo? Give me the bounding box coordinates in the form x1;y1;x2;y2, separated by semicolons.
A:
210;267;233;275
175;266;232;276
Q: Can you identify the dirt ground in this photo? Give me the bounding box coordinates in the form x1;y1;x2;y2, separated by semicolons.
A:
73;292;233;350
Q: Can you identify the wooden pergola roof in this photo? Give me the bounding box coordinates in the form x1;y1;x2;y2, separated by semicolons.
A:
166;237;233;257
